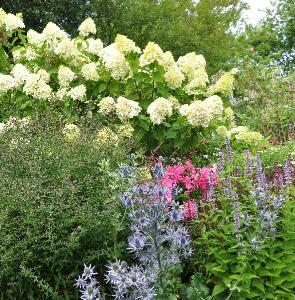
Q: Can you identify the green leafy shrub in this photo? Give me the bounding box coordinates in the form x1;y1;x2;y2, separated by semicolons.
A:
234;64;295;144
0;8;251;154
0;117;132;299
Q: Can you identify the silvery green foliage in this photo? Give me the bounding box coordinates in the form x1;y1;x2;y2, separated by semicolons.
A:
75;264;102;300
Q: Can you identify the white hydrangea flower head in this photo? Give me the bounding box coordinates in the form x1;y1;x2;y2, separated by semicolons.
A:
0;74;16;93
100;44;130;79
177;53;206;81
164;64;184;90
27;29;44;46
23;73;52;100
12;48;23;62
36;69;50;83
182;100;213;128
115;96;142;121
81;62;99;81
147;97;173;125
86;38;103;55
11;64;30;86
230;126;249;135
68;84;87;101
179;104;190;116
0;8;7;26
185;68;209;95
98;97;115;115
161;51;175;69
207;71;235;96
3;13;25;31
204;95;224;119
115;34;141;54
62;124;80;142
139;42;164;66
58;66;76;87
216;126;230;138
25;47;38;61
78;18;96;37
42;22;67;41
54;38;81;59
55;88;69;101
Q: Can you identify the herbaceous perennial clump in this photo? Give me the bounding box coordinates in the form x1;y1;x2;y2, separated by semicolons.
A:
76;164;193;299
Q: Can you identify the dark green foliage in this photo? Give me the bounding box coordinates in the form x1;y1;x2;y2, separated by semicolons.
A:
1;0;94;35
0;119;130;299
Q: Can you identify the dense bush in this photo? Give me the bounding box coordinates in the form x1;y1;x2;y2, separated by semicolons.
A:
233;64;295;144
0;117;133;299
0;8;267;155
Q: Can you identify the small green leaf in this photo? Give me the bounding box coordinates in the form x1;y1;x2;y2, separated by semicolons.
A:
212;283;226;296
134;72;149;81
252;278;265;292
99;82;107;92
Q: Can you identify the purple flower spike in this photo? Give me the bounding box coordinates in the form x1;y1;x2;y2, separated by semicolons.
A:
284;156;293;185
225;137;232;163
244;150;252;176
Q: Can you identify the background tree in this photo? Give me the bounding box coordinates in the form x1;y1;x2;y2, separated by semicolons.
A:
93;0;247;74
237;0;295;70
0;0;94;35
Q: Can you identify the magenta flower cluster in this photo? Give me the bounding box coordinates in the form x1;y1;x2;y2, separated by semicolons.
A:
160;160;218;219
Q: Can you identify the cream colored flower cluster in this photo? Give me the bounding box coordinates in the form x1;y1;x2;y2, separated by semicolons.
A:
115;97;142;121
0;9;25;31
68;84;86;101
147;97;173;125
177;53;209;95
207;69;237;96
117;123;134;139
99;43;131;80
115;34;141;54
78;18;96;37
62;124;81;142
179;95;223;127
86;38;104;56
11;64;30;86
80;62;99;81
23;71;52;100
58;66;77;87
0;74;16;93
98;96;141;121
216;125;265;146
98;97;116;115
95;127;119;148
139;42;164;66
